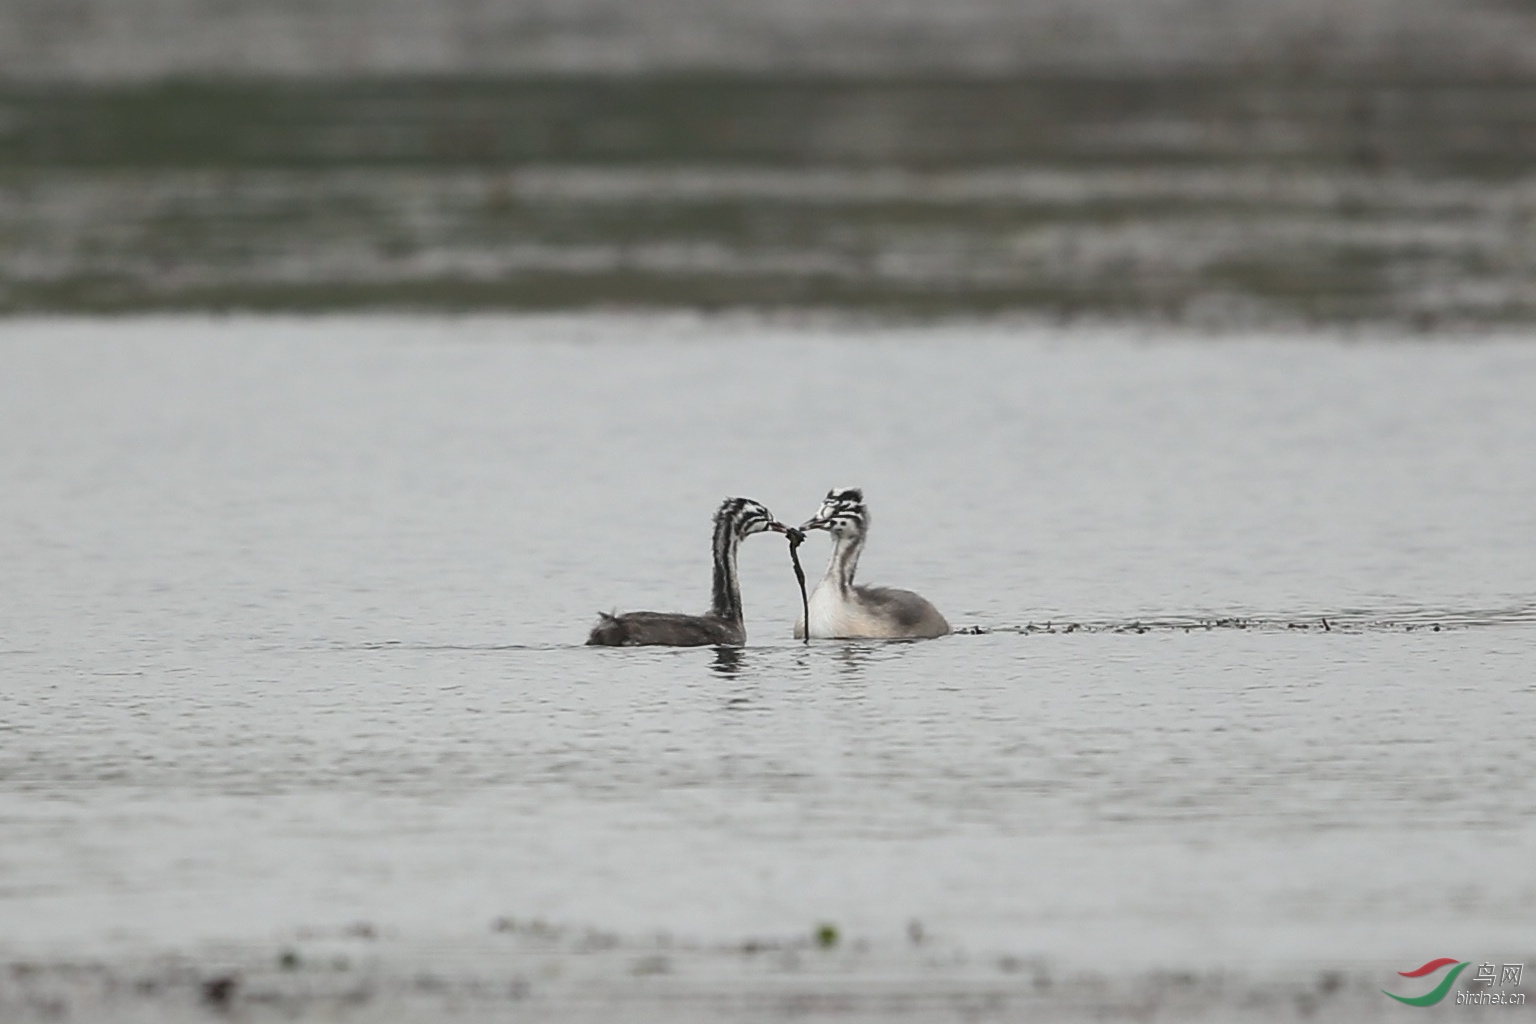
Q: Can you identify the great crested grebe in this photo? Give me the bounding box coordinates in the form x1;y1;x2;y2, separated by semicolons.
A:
794;488;949;640
587;497;797;647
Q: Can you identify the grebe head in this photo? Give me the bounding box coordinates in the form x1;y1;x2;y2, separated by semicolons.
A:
798;487;867;538
717;497;794;538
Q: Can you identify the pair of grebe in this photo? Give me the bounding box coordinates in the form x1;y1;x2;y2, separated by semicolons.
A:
587;488;949;646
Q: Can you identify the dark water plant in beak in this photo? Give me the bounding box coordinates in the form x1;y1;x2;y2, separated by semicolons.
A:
786;528;810;644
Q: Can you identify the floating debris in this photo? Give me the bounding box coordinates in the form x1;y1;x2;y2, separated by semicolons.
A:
201;974;238;1009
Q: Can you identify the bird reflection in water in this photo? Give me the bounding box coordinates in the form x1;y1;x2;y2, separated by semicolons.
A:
710;645;744;677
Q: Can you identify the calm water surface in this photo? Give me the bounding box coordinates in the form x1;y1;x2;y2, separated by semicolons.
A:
1;316;1533;1017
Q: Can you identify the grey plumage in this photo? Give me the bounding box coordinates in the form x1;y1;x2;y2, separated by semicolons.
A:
795;487;950;640
587;609;746;647
586;497;792;647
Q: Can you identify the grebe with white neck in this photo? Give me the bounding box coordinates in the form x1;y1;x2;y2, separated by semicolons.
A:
794;488;950;640
587;497;796;647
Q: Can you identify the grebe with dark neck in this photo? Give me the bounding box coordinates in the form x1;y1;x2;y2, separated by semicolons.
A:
794;488;949;640
587;497;796;647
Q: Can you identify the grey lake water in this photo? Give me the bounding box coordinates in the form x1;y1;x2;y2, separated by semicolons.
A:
2;315;1534;1021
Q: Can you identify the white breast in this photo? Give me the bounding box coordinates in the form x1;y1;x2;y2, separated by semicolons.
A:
804;580;900;639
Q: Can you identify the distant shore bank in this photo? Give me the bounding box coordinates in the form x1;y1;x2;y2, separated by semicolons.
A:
3;75;1534;323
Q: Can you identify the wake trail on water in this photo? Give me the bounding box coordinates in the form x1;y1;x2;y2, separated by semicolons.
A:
955;601;1536;636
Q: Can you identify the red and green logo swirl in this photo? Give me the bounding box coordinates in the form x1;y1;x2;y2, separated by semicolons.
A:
1383;959;1470;1006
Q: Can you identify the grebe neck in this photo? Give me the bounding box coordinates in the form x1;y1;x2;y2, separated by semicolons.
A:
710;517;745;623
823;530;865;595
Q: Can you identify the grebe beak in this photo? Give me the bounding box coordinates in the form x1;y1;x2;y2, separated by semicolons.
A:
797;517;833;533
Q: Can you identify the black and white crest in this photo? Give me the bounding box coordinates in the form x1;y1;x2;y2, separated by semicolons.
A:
813;487;868;530
716;496;779;538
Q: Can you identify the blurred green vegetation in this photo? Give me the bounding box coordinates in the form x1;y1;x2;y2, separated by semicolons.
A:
1;76;1534;321
4;76;1535;172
